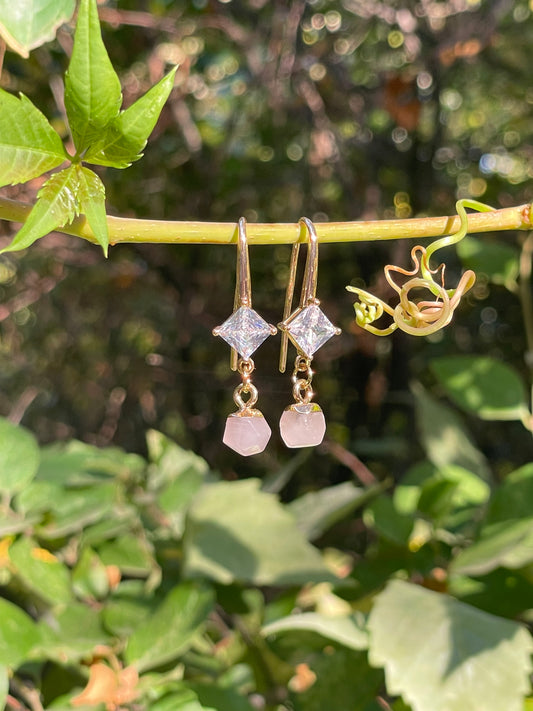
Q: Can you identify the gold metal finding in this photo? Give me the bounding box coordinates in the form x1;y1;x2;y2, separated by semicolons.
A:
228;217;252;370
279;217;320;373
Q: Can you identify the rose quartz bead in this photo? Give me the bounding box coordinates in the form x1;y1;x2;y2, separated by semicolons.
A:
223;411;271;456
279;403;326;448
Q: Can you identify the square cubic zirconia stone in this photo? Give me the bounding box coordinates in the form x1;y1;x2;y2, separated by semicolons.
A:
286;304;337;358
216;306;273;359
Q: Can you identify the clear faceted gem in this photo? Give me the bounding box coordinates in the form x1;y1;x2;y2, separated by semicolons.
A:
286;304;339;358
279;403;326;448
223;411;271;456
215;306;274;359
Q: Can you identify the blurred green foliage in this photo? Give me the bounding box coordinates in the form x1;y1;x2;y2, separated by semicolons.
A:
1;423;532;710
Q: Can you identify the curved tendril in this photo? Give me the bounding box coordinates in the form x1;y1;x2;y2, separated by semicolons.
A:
345;287;398;335
425;198;494;264
346;198;494;337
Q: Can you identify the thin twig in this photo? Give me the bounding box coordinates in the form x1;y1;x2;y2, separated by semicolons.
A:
322;439;378;486
0;196;531;247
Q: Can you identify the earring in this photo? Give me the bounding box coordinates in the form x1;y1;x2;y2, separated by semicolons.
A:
213;217;277;456
278;217;341;448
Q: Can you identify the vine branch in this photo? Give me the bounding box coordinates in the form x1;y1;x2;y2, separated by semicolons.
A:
0;196;530;247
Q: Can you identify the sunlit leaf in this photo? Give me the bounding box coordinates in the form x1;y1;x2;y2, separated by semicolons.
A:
0;0;75;57
125;583;214;672
84;67;177;169
368;580;533;711
0;90;68;186
0;165;80;253
64;0;122;151
77;166;109;255
0;417;40;494
263;612;368;651
431;356;529;421
183;479;337;586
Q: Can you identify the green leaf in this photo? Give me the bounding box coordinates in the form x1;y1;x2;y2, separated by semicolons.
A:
36;482;118;539
98;534;154;577
367;580;533;711
38;439;144;486
263;612;368;651
412;383;491;480
363;495;413;545
84;67;177;169
9;536;72;605
183;479;337;586
14;480;62;515
431;356;529;421
147;429;209;488
457;235;520;287
394;462;489;518
288;481;379;541
0;90;68;186
102;580;153;637
125;582;214;672
64;0;122;151
72;547;109;600
487;463;533;523
0;598;42;667
188;683;255;711
0;165;80;254
416;477;459;522
451;519;533;576
148;430;209;537
36;603;111;663
0;0;75;57
0;417;40;493
451;464;533;575
77;166;109;256
150;689;214;711
449;569;533;619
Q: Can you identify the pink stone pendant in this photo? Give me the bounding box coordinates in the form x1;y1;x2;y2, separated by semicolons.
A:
279;402;326;448
223;410;271;456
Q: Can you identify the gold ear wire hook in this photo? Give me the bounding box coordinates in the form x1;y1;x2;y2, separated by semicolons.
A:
279;218;320;373
230;217;252;370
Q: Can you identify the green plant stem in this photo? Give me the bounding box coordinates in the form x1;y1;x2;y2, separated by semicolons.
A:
0;196;531;246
